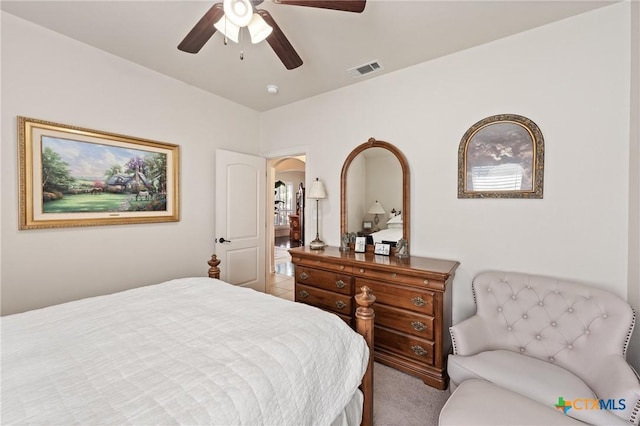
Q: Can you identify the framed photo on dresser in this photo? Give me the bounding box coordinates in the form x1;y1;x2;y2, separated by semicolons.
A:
355;236;366;253
374;242;391;256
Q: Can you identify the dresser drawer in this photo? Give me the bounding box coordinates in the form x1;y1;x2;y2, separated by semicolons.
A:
292;257;353;275
356;278;435;316
376;326;435;366
353;265;440;288
295;267;353;295
295;284;352;316
375;304;434;340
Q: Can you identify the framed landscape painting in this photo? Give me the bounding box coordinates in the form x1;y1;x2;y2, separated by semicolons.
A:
18;117;180;229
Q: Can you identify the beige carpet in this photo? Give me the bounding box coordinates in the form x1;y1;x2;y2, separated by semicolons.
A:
373;362;450;426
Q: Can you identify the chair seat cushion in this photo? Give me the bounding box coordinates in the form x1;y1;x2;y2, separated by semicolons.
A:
448;350;630;425
439;379;584;425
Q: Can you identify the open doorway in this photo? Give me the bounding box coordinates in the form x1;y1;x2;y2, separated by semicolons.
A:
266;155;305;300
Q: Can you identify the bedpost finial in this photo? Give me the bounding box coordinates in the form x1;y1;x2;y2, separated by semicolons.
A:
368;137;376;145
355;286;375;321
208;254;221;279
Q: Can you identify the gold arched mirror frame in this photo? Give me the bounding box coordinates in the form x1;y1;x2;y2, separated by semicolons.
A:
340;138;410;247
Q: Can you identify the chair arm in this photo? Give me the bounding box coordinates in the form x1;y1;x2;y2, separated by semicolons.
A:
590;354;640;425
449;315;492;356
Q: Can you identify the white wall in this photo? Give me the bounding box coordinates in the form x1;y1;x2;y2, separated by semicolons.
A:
626;0;640;369
261;2;632;344
1;13;260;314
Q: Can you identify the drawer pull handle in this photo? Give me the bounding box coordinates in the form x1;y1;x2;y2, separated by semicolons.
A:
391;273;397;278
300;272;309;280
360;268;365;273
411;345;428;356
423;279;429;284
335;300;347;310
336;280;346;289
340;265;345;270
411;321;427;332
299;290;309;299
411;296;426;307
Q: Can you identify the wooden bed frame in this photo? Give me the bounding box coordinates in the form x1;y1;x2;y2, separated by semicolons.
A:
207;254;375;426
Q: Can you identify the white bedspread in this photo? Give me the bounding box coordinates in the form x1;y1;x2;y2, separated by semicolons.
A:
1;277;369;425
370;228;403;244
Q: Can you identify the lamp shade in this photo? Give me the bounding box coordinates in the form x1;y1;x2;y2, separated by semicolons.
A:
214;16;240;43
368;201;385;215
308;178;327;200
223;0;253;27
248;13;273;44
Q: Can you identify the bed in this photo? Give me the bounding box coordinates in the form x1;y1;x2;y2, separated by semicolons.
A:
1;260;375;425
370;213;403;244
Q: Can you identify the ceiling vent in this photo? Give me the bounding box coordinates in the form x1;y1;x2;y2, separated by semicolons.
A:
347;60;383;78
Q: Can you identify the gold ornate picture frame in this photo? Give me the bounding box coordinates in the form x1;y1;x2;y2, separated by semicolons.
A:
18;116;180;229
458;114;544;199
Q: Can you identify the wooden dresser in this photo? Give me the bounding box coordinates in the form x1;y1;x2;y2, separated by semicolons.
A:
289;246;459;389
289;215;301;247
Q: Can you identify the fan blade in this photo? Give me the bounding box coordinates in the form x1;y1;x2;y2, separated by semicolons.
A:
178;3;225;53
258;10;303;70
274;0;365;13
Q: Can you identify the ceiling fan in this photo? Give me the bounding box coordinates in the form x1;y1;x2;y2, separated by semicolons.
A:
178;0;366;70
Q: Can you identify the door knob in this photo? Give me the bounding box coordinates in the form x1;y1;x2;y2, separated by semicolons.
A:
217;237;231;243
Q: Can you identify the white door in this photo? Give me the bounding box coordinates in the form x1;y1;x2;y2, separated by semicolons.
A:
215;149;266;292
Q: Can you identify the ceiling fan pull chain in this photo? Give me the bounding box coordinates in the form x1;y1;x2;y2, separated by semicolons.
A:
223;16;229;45
239;28;244;60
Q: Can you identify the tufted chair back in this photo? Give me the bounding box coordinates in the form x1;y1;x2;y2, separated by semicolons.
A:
469;271;635;389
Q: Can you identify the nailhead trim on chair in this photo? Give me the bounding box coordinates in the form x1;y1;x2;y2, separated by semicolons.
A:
623;309;636;357
450;326;459;355
631;399;640;425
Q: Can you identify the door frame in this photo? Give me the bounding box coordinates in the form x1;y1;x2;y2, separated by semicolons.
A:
264;146;308;275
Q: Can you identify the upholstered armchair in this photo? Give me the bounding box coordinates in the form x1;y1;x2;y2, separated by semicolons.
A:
447;271;640;425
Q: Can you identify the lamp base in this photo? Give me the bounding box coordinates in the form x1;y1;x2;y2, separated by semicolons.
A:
309;238;326;250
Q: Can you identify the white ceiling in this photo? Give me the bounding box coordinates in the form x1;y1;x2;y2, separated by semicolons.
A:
1;0;616;112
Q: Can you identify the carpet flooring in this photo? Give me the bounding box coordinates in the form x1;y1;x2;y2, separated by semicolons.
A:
373;362;450;425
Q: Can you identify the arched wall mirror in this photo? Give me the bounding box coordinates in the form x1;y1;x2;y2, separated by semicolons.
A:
341;138;410;247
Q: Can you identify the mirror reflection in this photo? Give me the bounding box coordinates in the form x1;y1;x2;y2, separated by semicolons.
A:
346;148;402;240
341;139;410;248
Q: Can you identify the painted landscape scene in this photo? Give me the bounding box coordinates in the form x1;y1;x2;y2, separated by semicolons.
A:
41;136;168;213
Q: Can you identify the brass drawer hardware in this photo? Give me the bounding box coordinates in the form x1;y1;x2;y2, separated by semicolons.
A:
411;345;428;356
336;280;346;289
360;268;365;273
300;272;309;280
391;273;397;278
335;300;347;310
299;290;309;299
411;321;427;332
411;296;426;307
340;265;345;270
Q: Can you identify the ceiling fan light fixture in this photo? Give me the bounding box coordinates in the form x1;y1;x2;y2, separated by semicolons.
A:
248;13;273;44
223;0;253;27
213;16;240;43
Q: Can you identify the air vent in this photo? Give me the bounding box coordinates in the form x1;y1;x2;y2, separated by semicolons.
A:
347;60;383;78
